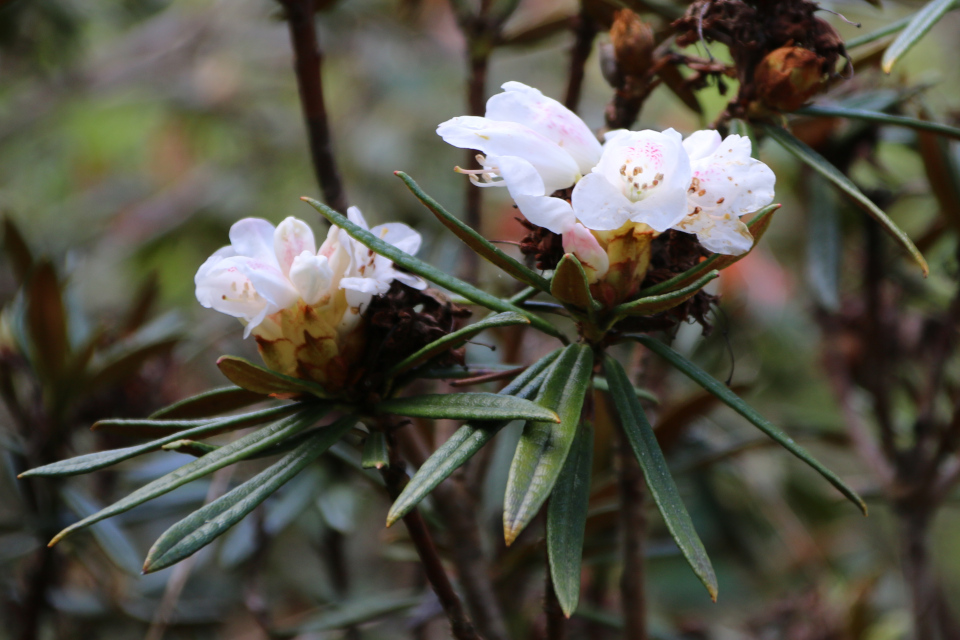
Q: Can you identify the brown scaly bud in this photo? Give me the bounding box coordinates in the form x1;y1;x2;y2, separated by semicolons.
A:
753;46;827;113
518;217;565;272
610;9;655;79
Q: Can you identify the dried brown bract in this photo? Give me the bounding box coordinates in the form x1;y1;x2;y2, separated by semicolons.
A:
519;216;565;272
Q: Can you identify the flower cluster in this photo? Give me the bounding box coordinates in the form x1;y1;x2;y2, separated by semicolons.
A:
438;82;776;293
195;208;424;391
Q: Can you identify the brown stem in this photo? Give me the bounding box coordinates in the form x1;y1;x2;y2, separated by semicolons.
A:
460;50;490;281
897;507;939;640
16;544;56;640
381;436;483;640
544;563;567;640
394;424;510;640
278;0;348;213
564;9;598;112
616;426;647;640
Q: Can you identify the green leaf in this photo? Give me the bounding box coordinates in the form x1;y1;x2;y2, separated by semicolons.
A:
504;344;593;545
3;216;33;284
93;404;301;436
882;0;958;73
613;271;718;319
637;204;780;297
628;335;868;515
386;349;562;526
551;254;598;314
60;487;141;575
387;312;530;378
846;13;914;49
216;356;333;399
414;362;525;380
150;386;267;420
143;414;356;573
795;105;960;141
161;440;219;457
395;172;550;292
805;173;842;311
547;421;594;617
21;405;306;477
592;377;658;404
49;406;330;545
762;124;928;277
602;354;717;601
361;431;389;470
377;392;559;423
301;196;567;341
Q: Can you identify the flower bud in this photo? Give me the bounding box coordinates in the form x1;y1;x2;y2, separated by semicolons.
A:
610;9;655;79
753;46;827;112
588;223;654;307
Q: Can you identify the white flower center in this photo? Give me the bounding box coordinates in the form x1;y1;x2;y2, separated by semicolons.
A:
618;158;665;202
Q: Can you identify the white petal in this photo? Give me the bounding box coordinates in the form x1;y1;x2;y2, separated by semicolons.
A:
347;206;370;231
687;135;776;219
682;130;722;162
229;218;279;265
340;276;385;309
234;258;299;314
393;271;427;290
274;217;317;276
515;194;577;234
289;251;333;305
437;116;580;193
497;155;548;198
562;223;609;283
624;180;690;232
195;246;236;282
370;222;422;256
195;255;265;319
571;173;634;231
486;81;602;174
675;212;754;255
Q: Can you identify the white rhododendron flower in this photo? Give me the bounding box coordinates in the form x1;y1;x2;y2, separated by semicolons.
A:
673;130;776;255
437;81;601;235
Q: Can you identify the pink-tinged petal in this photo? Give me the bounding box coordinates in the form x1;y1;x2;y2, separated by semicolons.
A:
234;259;299;314
437;116;580;193
571;173;634;231
229;218;279;265
682;129;722;162
289;252;333;305
274;217;317;276
562;223;609;283
515;194;577;234
486;81;602;174
195;246;236;282
591;129;691;209
195;255;267;324
675;212;754;255
687;135;775;219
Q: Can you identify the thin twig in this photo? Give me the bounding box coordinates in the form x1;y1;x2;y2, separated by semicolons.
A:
382;431;484;640
544;561;567;640
564;8;598;112
616;425;647;640
277;0;348;213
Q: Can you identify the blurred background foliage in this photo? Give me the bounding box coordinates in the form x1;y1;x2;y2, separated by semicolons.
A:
2;0;960;638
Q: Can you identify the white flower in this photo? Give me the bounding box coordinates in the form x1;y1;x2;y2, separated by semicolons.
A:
195;211;424;337
437;81;601;235
672;130;776;255
571;128;692;233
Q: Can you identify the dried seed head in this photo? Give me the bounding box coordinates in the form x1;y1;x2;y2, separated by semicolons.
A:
610;9;655;79
754;46;827;112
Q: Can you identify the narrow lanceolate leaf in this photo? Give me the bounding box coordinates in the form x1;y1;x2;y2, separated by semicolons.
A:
20;404;306;477
94;404;301;436
377;392;559;423
161;440;219;457
504;344;594;545
795;105;960;141
301;197;566;341
386;349;563;526
547;421;594;617
846;13;914;49
26;261;68;380
614;271;718;319
361;431;389;470
143;414;356;573
637;204;779;297
882;0;958;73
150;386;267;420
60;487;141;575
629;335;868;515
763;124;928;277
602;355;717;601
277;591;423;634
217;356;333;399
387;312;530;377
592;377;659;404
3;217;34;283
551;254;597;314
806;173;842;311
49;406;330;545
395;172;550;292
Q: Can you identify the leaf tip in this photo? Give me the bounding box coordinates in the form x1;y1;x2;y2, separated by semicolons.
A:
503;525;519;547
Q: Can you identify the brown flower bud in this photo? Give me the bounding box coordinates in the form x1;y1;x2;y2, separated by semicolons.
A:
610;9;655;79
753;46;827;112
